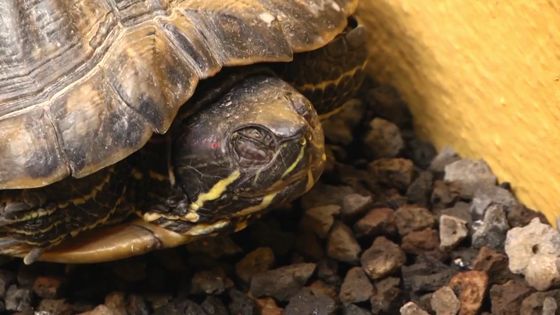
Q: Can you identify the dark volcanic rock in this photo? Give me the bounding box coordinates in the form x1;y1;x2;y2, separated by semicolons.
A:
284;288;337;315
295;231;325;260
33;275;63;299
472;246;513;285
185;236;242;258
430;286;460;315
401;228;440;255
401;256;457;294
249;263;316;301
326;221;361;263
406;171;434;206
404;137;438;170
316;259;341;286
400;301;430;315
470;185;518;217
394;205;435;236
342;304;372;315
365;84;413;128
507;204;549;228
489;279;534;315
255;297;282;315
201;296;228;315
341;193;373;218
301;184;355;210
363;118;404;159
361;236;406;279
81;304;114;315
520;289;560;315
0;270;15;298
339;267;374;304
308;280;338;302
437;201;471;223
323;117;353;145
299;205;341;238
368;158;415;190
443;159;497;197
370;277;402;314
429;147;461;174
190;269;232;295
235;247;275;283
472;203;510;249
36;298;73;315
104;291;127;315
353;207;397;237
228;289;257;315
126;294;150;315
431;180;461;209
5;285;32;312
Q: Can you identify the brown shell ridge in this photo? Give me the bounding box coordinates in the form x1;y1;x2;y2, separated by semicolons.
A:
0;0;119;115
109;0;172;26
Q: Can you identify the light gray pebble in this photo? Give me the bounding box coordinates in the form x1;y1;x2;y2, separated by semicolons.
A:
505;218;560;290
439;215;468;250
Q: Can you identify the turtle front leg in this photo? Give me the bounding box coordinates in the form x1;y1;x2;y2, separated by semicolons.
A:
0;165;134;264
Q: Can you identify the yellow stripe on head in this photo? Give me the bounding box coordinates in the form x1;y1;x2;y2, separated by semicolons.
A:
189;170;241;211
281;139;306;178
233;193;277;218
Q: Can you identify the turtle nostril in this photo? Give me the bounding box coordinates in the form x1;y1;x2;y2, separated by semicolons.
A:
285;93;313;122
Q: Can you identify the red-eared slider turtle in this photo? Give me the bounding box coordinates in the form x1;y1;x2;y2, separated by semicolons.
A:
0;0;367;264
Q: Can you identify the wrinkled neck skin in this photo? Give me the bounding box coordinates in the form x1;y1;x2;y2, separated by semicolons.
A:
137;73;325;236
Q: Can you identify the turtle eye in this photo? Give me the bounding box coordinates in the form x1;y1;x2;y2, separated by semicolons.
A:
231;127;275;166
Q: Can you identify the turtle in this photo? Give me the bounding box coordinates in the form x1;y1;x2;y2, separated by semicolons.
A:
0;0;368;264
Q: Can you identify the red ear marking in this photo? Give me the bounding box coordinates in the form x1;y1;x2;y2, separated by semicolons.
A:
210;141;220;149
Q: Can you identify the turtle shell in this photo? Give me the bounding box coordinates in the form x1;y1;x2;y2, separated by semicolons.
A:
0;0;358;190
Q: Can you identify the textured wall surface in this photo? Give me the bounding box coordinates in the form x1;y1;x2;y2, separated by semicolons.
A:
357;1;560;223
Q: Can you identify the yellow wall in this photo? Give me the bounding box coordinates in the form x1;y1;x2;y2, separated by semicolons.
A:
357;1;560;224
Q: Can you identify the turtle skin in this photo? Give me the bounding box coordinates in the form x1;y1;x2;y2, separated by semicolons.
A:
0;0;367;263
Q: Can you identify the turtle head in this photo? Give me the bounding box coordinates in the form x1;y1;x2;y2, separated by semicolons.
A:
172;75;325;226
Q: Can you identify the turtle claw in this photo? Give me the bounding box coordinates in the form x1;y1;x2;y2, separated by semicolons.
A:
23;247;44;265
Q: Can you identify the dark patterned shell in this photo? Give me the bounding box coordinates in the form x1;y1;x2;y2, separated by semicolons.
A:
0;0;358;189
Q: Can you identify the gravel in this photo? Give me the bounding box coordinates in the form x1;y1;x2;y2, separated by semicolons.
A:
339;267;374;304
430;286;460;315
439;215;469;250
505;218;560;290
